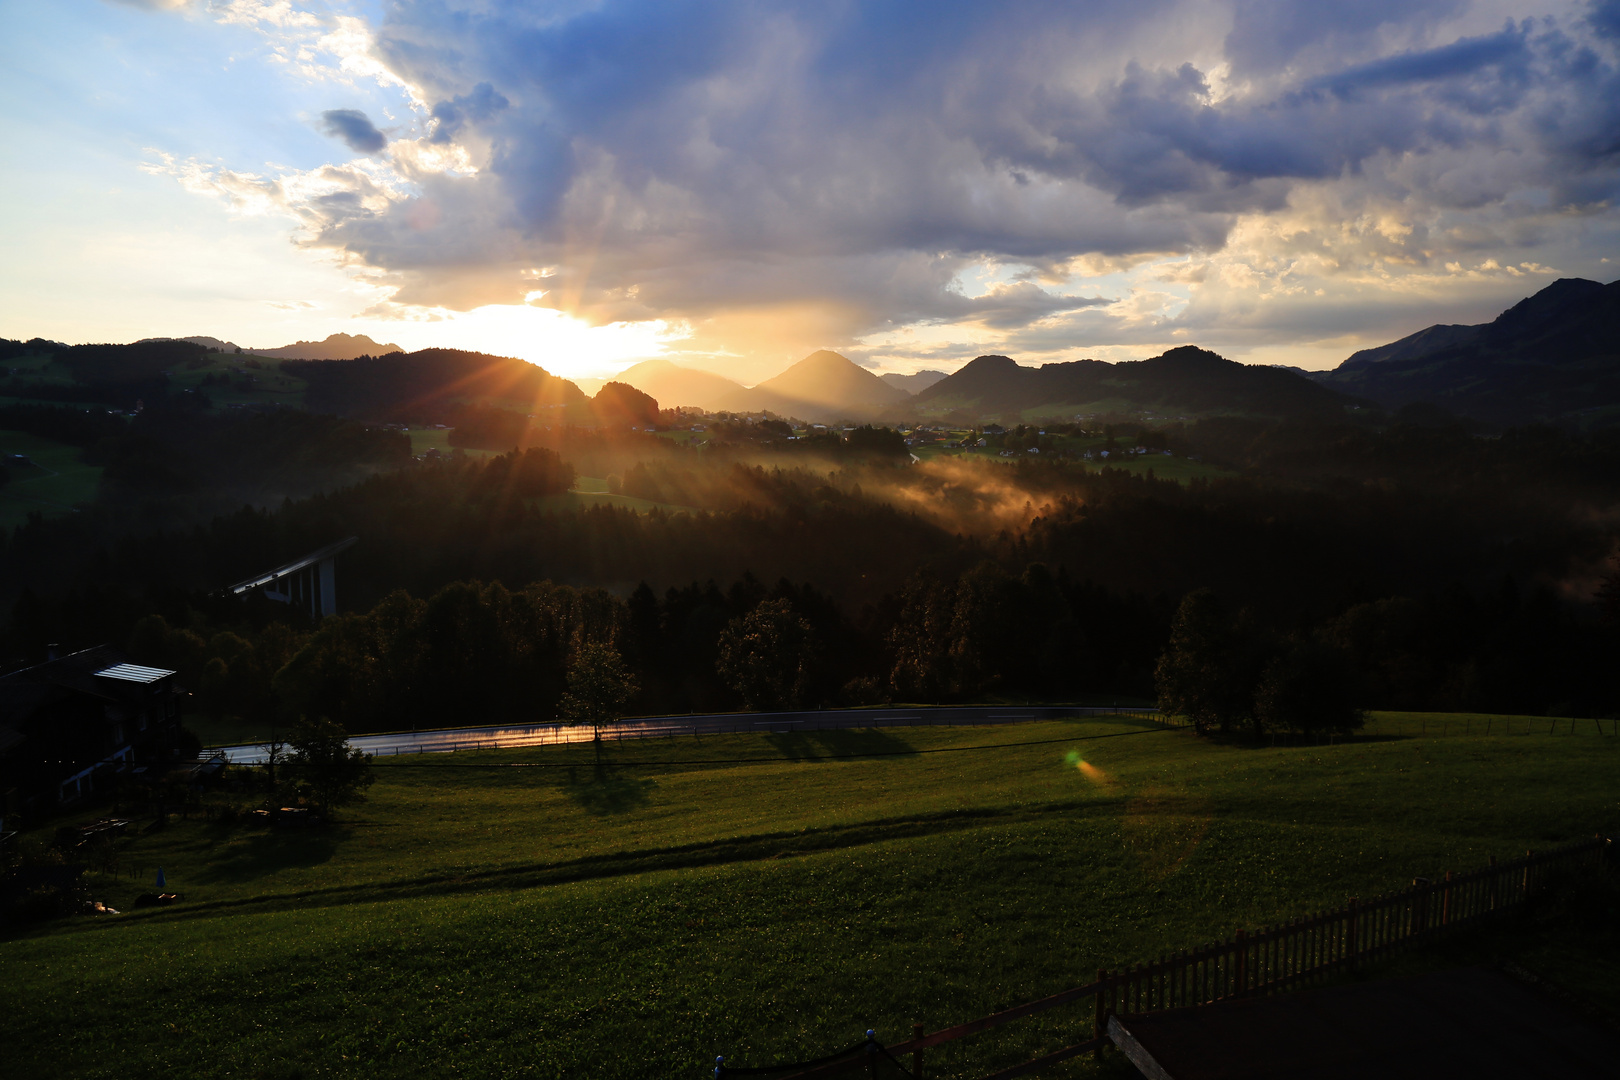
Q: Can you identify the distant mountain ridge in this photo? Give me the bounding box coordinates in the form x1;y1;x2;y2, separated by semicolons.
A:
138;335;243;353
880;370;948;393
613;358;747;411
718;350;910;420
914;346;1358;421
1317;277;1620;424
135;333;405;359
248;333;403;360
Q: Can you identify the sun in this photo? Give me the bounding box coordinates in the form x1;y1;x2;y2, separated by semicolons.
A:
353;304;681;382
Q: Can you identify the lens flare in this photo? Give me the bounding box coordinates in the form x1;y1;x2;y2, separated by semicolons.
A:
1064;750;1108;784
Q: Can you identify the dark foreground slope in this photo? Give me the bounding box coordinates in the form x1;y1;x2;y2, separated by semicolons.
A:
1319;277;1620;425
914;346;1361;421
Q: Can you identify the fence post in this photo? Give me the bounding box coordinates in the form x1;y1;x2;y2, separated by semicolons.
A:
1523;850;1535;901
1346;899;1358;969
1442;871;1453;928
1488;856;1498;912
1094;969;1108;1059
1234;930;1248;996
912;1022;924;1080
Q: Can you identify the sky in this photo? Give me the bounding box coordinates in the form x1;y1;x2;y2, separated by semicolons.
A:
2;1;1618;384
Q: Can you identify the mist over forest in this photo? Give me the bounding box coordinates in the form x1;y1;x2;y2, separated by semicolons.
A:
5;301;1619;734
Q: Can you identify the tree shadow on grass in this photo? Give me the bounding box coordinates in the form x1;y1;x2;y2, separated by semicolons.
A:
191;824;347;885
762;727;915;761
560;765;656;815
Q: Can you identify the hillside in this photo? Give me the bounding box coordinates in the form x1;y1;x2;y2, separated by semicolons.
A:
914;346;1360;421
281;348;585;423
3;717;1613;1079
247;333;403;361
719;350;910;420
1317;277;1620;426
614;357;746;410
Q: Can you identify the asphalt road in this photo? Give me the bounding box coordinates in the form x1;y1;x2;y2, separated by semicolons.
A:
216;704;1158;764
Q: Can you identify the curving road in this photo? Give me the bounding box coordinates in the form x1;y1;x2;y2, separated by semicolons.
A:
216;704;1158;764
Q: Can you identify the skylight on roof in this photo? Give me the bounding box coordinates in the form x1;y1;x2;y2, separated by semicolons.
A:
94;663;176;684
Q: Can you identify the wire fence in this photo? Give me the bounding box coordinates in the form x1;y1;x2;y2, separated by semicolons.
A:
727;836;1613;1080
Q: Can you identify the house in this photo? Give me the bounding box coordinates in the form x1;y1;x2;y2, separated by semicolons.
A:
0;646;185;823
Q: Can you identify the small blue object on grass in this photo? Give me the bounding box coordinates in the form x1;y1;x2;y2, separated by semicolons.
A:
155;868;166;888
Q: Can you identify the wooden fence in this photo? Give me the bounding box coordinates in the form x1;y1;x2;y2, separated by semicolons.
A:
752;835;1612;1080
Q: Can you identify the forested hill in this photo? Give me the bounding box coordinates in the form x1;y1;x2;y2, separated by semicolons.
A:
1317;277;1620;425
912;346;1361;421
281;348;587;423
1;337;208;404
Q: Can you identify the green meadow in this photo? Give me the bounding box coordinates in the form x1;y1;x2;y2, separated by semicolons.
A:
2;716;1616;1079
0;428;102;529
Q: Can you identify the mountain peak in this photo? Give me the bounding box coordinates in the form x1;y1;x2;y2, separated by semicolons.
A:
614;357;746;411
750;350;910;408
1146;345;1231;368
249;333;403;361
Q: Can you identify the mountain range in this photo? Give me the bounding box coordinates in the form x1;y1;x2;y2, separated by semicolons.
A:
19;277;1617;429
1313;277;1620;424
718;350;910;419
139;333;404;359
606;350;910;421
609;358;748;411
911;346;1359;422
248;333;403;360
880;370;948;393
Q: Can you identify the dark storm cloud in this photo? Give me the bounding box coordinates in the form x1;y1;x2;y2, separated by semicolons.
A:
1222;0;1470;74
428;83;510;145
319;108;387;154
1307;26;1532;97
1589;0;1620;37
301;1;1620;337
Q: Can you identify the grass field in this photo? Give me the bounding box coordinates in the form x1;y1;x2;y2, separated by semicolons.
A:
0;428;103;529
544;476;699;514
404;427;503;460
163;354;310;410
2;716;1616;1079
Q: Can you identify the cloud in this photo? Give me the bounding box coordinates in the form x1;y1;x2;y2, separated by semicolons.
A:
429;83;510;145
141;0;1620;374
318;108;387;154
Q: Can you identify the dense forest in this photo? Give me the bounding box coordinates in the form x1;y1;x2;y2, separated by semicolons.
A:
4;335;1619;735
5;417;1618;730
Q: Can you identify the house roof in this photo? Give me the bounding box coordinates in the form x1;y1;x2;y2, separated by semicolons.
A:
94;663;177;684
0;646;176;725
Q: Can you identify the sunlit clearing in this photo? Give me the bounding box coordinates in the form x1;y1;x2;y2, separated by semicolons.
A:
370;304;679;381
1065;750;1109;784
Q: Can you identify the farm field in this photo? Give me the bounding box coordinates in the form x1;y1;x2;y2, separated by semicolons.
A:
2;716;1616;1079
0;428;102;529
